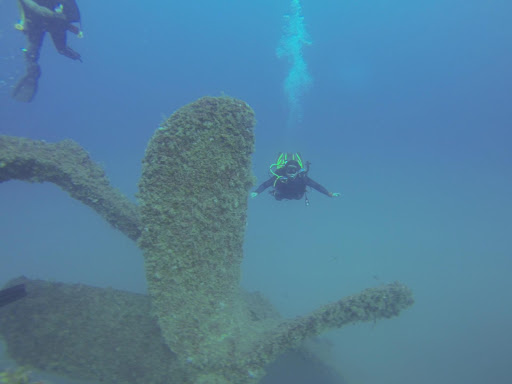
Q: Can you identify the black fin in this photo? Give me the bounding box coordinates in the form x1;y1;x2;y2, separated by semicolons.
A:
11;64;41;102
11;73;39;102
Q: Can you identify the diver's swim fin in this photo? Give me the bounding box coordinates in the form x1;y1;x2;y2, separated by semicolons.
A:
0;284;27;308
11;73;40;102
11;64;41;103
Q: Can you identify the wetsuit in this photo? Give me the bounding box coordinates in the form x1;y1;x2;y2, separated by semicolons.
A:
19;0;81;62
12;0;81;102
255;170;331;201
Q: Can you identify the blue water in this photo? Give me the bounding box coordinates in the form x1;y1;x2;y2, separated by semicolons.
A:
1;1;511;383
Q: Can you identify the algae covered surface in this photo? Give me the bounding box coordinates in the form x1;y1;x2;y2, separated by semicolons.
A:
0;277;182;384
138;96;256;367
0;135;141;240
0;95;413;384
0;277;346;384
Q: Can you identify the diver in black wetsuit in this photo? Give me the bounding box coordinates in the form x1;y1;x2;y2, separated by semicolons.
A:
12;0;83;102
251;153;340;204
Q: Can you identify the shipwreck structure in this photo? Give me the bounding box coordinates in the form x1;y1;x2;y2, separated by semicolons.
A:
0;96;413;383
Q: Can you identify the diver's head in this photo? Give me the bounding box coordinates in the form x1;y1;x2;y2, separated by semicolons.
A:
284;160;300;176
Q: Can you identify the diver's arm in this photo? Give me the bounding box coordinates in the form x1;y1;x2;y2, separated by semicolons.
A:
254;177;276;195
20;0;66;19
306;177;332;197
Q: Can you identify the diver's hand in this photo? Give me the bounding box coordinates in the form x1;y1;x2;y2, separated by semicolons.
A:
250;192;258;198
329;192;341;198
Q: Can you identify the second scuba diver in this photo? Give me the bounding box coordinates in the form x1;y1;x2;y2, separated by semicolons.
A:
12;0;83;102
251;153;341;205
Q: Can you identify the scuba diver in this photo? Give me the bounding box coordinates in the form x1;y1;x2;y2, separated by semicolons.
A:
12;0;83;102
251;153;341;205
0;284;27;308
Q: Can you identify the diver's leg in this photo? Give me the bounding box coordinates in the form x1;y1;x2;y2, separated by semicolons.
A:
24;26;44;64
11;27;43;102
50;28;82;62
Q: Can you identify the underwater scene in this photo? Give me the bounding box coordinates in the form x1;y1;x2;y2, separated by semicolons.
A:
0;0;511;383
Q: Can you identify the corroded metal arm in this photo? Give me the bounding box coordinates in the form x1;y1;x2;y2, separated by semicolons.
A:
250;282;414;370
0;135;141;240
